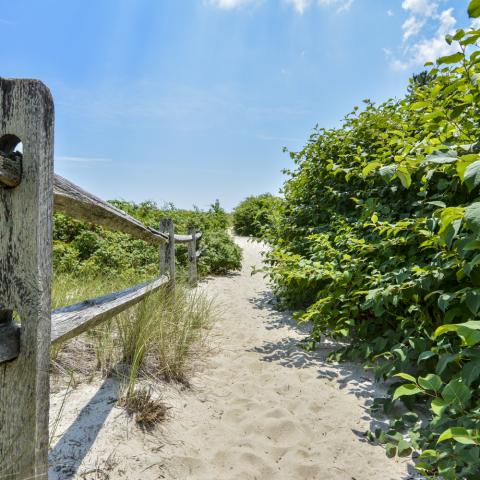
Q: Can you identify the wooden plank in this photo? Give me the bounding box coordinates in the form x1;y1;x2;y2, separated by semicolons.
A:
0;158;202;248
54;175;168;245
0;152;21;187
51;276;168;345
160;219;176;290
174;232;202;243
0;78;54;480
187;226;198;286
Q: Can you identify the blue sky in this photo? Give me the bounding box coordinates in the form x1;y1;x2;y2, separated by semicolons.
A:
0;0;474;210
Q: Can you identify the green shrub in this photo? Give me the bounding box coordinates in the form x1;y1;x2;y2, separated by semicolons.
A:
264;13;480;479
199;231;242;275
53;199;241;278
233;194;283;237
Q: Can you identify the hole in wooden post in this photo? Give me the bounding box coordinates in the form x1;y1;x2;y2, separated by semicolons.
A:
0;308;21;363
0;134;23;188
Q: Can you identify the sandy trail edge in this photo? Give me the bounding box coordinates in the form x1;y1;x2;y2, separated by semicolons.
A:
49;236;419;480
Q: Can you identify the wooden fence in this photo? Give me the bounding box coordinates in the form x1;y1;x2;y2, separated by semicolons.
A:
0;78;202;479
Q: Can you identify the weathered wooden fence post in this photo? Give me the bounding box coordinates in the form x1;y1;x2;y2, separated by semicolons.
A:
0;79;54;479
159;218;176;290
187;226;198;286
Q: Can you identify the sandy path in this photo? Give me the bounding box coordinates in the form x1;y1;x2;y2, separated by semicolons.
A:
49;236;416;480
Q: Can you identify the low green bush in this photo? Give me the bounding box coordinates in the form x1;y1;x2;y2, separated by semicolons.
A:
53;199;241;278
263;8;480;479
233;194;283;237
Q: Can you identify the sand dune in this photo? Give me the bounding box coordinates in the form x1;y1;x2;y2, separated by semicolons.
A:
49;236;418;480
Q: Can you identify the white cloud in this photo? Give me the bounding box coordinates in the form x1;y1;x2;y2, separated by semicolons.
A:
285;0;310;14
437;7;456;35
387;9;394;17
402;15;425;40
207;0;259;9
409;8;457;65
401;0;438;17
318;0;354;13
207;0;353;14
336;0;353;13
386;3;461;70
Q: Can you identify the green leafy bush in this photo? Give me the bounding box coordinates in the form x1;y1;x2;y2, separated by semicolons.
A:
263;12;480;479
54;199;241;278
233;194;283;237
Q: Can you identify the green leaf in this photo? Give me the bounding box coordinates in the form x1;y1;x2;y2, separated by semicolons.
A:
438;207;464;234
418;374;442;392
464;202;480;233
464;160;480;191
435;320;480;345
436;353;458;375
437;52;464;64
410;101;429;110
427;200;446;208
461;359;480;386
378;165;397;181
396;166;412;189
394;372;416;383
435;320;480;337
418;351;436;364
442;379;471;407
438;427;477;445
457;154;479;181
392;384;422;401
362;161;381;178
385;443;397;458
466;290;480;315
469;0;480;18
397;439;413;457
424;154;456;164
431;398;448;416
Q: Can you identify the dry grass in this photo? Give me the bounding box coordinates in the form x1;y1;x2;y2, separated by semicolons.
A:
117;387;169;430
51;273;216;410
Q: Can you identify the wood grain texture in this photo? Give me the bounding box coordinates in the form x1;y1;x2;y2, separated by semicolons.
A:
174;232;202;243
51;276;168;345
0;153;21;187
187;226;198;286
159;218;176;289
54;174;168;245
0;158;206;249
0;78;54;480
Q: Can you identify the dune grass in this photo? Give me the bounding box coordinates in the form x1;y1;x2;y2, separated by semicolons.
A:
51;272;216;427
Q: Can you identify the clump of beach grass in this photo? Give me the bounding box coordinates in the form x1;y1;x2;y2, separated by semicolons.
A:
51;273;216;424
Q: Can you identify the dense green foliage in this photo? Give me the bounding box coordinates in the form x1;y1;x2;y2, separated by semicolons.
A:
233;194;283;237
54;199;242;279
264;16;480;479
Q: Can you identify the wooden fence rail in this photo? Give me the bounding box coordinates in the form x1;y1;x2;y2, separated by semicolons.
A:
0;78;203;479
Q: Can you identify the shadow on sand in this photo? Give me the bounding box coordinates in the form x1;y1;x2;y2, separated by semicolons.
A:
48;377;120;479
248;288;422;480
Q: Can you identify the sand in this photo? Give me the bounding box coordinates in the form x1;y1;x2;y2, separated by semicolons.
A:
49;236;418;480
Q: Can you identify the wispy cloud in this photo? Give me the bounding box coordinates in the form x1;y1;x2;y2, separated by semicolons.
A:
206;0;354;14
0;18;15;25
56;156;112;163
205;0;260;9
318;0;354;14
285;0;310;14
385;1;465;71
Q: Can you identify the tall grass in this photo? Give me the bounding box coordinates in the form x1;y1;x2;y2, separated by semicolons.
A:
51;273;216;425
